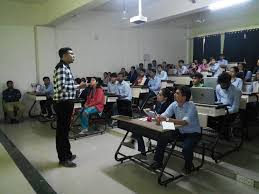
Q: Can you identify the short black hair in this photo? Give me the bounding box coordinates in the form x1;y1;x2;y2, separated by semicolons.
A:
110;73;117;78
191;72;203;79
218;72;231;84
152;60;157;63
231;66;239;74
161;88;173;101
75;78;81;84
210;57;216;61
178;60;184;64
118;72;124;76
131;66;135;69
6;80;13;85
177;86;191;101
149;69;156;74
58;47;72;58
43;76;50;81
139;63;143;66
139;68;146;73
157;64;162;68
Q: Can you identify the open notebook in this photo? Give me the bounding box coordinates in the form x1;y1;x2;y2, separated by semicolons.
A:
161;121;175;130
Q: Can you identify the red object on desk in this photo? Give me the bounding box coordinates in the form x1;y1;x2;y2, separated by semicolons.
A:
147;116;152;122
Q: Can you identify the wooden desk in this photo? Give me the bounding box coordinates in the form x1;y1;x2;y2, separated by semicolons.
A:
112;115;185;186
131;86;149;98
167;76;191;86
161;80;174;89
26;92;47;118
194;103;227;117
105;93;119;103
201;72;213;77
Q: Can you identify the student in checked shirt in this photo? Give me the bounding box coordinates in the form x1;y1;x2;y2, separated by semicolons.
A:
53;47;86;168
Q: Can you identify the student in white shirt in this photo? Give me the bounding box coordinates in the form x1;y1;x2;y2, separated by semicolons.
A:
229;66;243;91
156;64;168;80
251;72;259;93
107;73;118;94
176;60;188;75
218;54;228;69
209;57;222;77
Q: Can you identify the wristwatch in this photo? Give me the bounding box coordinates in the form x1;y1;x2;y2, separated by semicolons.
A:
166;117;170;122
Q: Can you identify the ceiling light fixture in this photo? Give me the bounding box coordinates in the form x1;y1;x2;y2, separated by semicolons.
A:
130;0;147;24
209;0;251;11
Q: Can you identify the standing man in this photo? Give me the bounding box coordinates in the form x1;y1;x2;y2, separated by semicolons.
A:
53;47;86;168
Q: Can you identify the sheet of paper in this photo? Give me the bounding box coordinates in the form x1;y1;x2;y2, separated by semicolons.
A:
161;121;175;130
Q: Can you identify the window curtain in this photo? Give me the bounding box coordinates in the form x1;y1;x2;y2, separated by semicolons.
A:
193;37;204;62
223;31;245;62
203;34;221;60
244;29;259;70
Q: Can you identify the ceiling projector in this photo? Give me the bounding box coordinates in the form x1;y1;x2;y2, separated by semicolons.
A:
130;0;147;24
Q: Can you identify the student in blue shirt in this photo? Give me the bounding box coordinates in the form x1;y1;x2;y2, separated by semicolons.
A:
237;62;252;82
156;64;168;80
216;72;241;114
39;76;54;119
218;54;228;69
107;73;118;94
117;73;132;101
151;86;201;174
209;57;222;77
230;66;243;91
139;69;161;110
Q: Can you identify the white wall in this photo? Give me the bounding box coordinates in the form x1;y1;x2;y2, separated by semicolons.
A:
55;11;187;77
0;26;37;118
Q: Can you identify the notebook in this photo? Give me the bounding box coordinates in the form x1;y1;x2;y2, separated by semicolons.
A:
161;121;175;130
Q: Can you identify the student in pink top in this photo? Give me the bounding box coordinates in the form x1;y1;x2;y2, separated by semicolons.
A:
198;58;210;72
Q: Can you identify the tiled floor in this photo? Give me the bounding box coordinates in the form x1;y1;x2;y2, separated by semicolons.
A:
0;119;259;194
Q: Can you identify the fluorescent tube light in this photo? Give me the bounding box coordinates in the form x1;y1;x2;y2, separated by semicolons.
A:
209;0;251;11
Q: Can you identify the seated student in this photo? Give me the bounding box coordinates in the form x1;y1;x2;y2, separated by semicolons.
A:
123;88;173;158
209;57;222;77
253;59;259;74
156;64;168;80
236;62;252;82
139;69;161;110
167;64;175;75
175;60;188;75
39;77;54;118
152;60;157;69
162;61;167;71
137;63;145;73
79;77;105;134
199;58;210;72
2;80;25;123
229;66;243;91
191;72;204;87
151;86;201;174
216;72;242;114
127;66;138;84
102;72;110;85
147;63;153;71
251;72;259;93
119;68;128;79
117;73;132;101
134;69;148;86
107;73;118;94
188;62;199;74
218;54;228;69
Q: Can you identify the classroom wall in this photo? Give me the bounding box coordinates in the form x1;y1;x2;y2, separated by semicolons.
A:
0;26;37;118
55;11;187;78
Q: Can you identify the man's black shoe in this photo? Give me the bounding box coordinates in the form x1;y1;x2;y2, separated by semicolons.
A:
150;161;162;170
69;155;76;161
59;160;77;168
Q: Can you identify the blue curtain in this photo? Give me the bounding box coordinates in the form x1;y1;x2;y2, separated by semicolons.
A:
193;37;204;62
204;34;221;60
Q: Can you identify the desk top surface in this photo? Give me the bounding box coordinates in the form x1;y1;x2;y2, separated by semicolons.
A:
26;92;46;96
112;115;180;133
194;103;228;109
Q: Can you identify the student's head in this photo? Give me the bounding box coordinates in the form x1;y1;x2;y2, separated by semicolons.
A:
81;78;86;83
130;66;135;71
157;88;172;103
218;72;231;90
193;60;198;65
43;77;50;85
210;57;216;64
117;73;124;82
148;69;156;78
178;60;184;66
121;68;126;73
110;73;117;83
238;62;245;71
6;80;14;89
152;60;157;65
219;54;225;60
139;69;145;76
75;78;81;85
148;63;152;69
191;62;197;68
90;77;99;87
103;72;108;77
229;66;239;78
157;64;163;72
191;73;203;86
162;61;167;66
202;58;207;64
139;63;144;68
174;86;191;104
58;47;74;64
